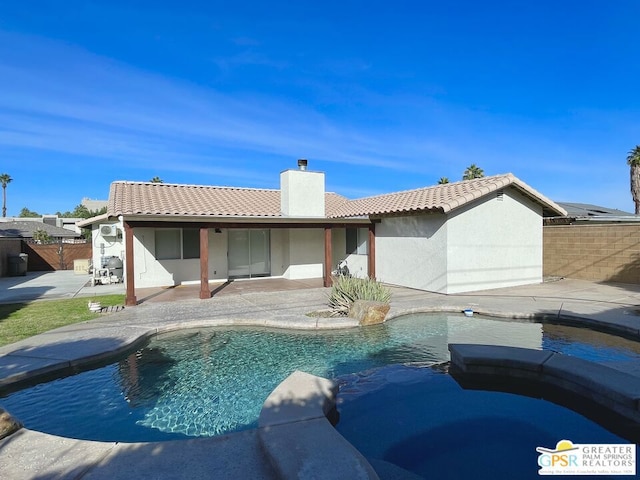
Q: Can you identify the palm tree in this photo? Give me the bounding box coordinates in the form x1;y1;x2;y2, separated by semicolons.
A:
438;177;449;184
150;176;164;183
627;145;640;214
0;173;12;217
462;164;484;180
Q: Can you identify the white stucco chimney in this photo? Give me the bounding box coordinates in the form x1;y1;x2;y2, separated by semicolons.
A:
280;160;325;217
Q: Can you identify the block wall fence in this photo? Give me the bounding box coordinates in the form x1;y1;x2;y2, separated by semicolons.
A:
543;224;640;284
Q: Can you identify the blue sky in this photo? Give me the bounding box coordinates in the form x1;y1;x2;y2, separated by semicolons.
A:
0;1;638;216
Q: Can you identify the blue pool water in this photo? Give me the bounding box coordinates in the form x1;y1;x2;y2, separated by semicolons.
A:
1;313;640;442
336;364;631;480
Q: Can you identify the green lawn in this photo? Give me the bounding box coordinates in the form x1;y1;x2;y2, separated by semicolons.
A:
0;295;125;347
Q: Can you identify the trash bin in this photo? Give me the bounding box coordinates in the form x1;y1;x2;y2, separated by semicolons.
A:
7;254;28;276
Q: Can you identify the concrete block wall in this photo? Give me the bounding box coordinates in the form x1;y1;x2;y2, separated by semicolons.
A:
544;224;640;284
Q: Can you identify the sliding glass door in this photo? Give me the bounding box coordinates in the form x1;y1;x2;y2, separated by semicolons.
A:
228;229;271;278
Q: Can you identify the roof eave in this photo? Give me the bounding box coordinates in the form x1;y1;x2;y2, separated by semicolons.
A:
118;213;373;225
77;213;112;228
508;179;568;217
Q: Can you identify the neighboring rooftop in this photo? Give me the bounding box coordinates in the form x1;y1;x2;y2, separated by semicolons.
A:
0;221;82;239
0;216;85;233
557;202;633;217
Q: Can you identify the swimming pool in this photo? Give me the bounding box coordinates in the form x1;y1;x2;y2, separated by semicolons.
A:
2;313;640;442
335;364;630;480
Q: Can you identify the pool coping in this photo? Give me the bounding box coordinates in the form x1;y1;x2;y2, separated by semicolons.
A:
2;279;640;479
258;370;379;479
449;344;640;427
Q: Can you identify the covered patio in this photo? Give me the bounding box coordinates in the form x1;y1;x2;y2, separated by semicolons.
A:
122;220;376;306
135;276;326;304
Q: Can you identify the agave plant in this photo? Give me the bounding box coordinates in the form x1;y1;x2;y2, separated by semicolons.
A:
328;275;391;317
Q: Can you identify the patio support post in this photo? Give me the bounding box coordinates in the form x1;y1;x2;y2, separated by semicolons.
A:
368;224;376;279
324;226;332;287
199;227;210;299
124;221;137;306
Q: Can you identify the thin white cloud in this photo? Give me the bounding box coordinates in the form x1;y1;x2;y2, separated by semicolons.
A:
231;36;262;47
0;32;415;171
0;29;636;211
212;50;288;71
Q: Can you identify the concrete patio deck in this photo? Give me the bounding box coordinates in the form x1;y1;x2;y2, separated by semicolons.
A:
1;277;640;479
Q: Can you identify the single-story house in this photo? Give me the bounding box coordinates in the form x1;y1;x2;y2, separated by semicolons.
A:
79;163;566;306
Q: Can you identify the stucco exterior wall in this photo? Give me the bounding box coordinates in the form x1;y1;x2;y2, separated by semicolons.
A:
89;221;125;272
209;229;228;280
374;188;543;294
133;227;230;287
331;228;347;271
375;214;448;292
344;254;369;278
543;224;640;284
445;190;543;293
133;228;171;287
280;170;325;217
270;229;288;277
282;228;324;279
330;228;367;278
126;228;193;287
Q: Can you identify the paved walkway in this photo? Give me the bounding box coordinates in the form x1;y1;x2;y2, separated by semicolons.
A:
1;278;640;479
0;271;124;304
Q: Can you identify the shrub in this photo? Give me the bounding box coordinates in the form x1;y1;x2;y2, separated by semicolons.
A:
32;228;52;244
328;275;391;317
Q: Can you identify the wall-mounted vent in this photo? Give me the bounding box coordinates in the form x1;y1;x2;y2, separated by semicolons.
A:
496;191;504;201
100;224;118;236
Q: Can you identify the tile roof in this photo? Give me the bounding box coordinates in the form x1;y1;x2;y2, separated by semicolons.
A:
105;173;566;221
108;182;349;218
329;173;566;217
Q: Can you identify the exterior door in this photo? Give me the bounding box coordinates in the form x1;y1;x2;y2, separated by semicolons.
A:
228;229;271;278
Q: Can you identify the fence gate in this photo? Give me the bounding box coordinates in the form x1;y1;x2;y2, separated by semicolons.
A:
22;241;93;271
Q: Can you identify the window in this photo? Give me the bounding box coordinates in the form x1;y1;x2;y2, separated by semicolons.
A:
155;229;201;260
346;227;368;255
155;230;181;260
182;229;200;259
